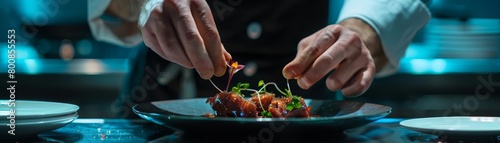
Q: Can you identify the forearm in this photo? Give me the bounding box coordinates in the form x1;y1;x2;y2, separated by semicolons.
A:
105;0;143;22
339;18;388;73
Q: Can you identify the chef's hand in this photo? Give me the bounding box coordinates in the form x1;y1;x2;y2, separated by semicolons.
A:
283;18;388;97
141;0;231;79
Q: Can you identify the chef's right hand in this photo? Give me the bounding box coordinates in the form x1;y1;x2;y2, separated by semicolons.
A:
140;0;231;79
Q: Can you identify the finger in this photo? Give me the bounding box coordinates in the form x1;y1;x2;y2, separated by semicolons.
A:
283;25;341;79
211;44;230;77
164;1;214;79
296;33;357;89
221;44;232;63
190;0;226;77
283;29;322;79
296;29;323;56
141;21;165;57
151;8;194;68
340;64;375;97
325;53;367;91
142;9;173;62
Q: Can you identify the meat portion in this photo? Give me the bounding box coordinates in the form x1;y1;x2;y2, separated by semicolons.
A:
207;92;310;118
249;93;275;111
206;92;258;117
268;97;311;118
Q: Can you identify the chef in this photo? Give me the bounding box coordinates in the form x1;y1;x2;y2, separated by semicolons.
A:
88;0;430;118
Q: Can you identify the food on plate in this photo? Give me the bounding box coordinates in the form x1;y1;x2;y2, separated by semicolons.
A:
205;61;311;118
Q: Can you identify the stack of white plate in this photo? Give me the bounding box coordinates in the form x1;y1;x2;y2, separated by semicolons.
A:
0;100;79;138
400;116;500;138
425;18;500;58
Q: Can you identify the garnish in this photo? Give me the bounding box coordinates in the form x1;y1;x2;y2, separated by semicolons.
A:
207;61;307;118
284;89;293;97
226;61;245;92
209;60;245;93
286;96;303;111
231;82;250;97
258;80;266;93
261;110;272;117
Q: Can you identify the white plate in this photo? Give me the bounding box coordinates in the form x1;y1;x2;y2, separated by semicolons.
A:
0;112;78;138
400;116;500;137
0;112;77;124
0;100;79;119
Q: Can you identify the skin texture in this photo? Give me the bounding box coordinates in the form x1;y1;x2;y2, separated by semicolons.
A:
141;0;231;79
282;18;387;97
106;0;388;97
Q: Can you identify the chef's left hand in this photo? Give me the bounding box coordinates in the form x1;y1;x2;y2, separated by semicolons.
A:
283;18;387;97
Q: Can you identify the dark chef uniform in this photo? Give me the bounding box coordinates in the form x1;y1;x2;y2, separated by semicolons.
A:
117;0;335;118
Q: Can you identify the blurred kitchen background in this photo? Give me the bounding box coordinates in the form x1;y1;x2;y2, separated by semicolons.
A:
1;0;499;118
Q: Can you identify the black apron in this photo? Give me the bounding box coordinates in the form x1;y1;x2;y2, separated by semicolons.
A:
118;0;335;118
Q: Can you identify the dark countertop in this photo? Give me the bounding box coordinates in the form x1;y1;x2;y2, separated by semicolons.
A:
2;118;499;143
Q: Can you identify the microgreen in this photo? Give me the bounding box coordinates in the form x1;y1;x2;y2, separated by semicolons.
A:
284;88;293;97
258;80;266;93
208;62;305;117
261;110;272;117
285;96;303;111
231;82;250;97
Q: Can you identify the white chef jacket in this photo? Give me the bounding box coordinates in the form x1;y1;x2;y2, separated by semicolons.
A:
337;0;431;77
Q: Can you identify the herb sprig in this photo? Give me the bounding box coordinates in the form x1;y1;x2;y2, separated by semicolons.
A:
209;61;245;93
286;96;303;111
208;61;304;117
231;82;249;97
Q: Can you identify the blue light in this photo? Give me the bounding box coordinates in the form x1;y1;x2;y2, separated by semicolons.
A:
18;0;40;22
2;43;39;64
374;118;405;124
410;59;429;74
431;59;446;73
77;39;93;56
23;59;40;75
407;59;448;74
404;46;418;58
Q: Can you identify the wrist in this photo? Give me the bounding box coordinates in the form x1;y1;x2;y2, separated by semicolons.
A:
106;0;143;22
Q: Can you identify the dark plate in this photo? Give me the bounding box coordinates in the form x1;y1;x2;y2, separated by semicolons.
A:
132;98;391;135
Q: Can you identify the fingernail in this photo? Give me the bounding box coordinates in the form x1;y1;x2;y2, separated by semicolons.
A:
329;81;337;91
298;78;309;89
283;70;295;79
198;71;212;80
283;70;294;79
214;67;226;77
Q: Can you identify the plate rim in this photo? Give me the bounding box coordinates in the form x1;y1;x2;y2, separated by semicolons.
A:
0;100;80;118
132;98;392;122
0;113;78;137
400;116;500;132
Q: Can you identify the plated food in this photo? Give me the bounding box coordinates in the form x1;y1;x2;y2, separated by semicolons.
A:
206;61;311;118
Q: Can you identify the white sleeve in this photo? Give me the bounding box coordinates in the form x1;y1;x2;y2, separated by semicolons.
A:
87;0;143;47
337;0;431;77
